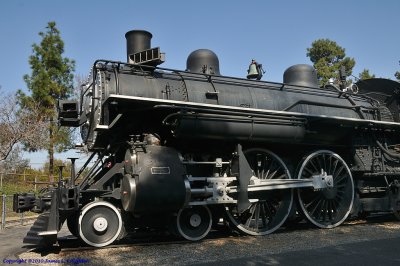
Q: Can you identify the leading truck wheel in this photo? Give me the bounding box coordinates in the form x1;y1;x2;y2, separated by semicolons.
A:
79;201;122;247
176;206;212;241
225;148;293;235
297;150;354;228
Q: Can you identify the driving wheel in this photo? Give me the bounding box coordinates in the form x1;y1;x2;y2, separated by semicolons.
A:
297;150;354;228
225;148;293;235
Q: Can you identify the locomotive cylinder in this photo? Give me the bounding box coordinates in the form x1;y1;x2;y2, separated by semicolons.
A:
121;146;189;214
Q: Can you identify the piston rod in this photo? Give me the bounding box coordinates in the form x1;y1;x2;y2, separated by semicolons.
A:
187;173;333;206
227;174;333;193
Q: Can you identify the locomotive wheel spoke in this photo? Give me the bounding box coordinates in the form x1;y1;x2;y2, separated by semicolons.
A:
79;201;123;247
309;160;319;173
304;194;323;209
297;150;354;229
268;169;278;179
225;148;293;236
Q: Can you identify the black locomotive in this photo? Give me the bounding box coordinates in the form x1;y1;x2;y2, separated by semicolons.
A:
14;30;400;247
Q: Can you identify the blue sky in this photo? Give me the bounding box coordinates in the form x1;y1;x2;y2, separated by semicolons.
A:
1;0;399;167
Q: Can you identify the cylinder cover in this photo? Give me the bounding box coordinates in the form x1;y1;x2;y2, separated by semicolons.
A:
120;146;187;213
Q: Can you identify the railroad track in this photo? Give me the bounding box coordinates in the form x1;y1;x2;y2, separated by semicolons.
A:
17;214;400;266
27;225;236;254
21;213;400;255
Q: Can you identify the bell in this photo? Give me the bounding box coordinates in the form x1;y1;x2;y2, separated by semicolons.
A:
247;62;259;79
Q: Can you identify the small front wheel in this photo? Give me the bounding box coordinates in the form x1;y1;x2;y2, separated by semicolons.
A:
79;201;123;247
176;206;212;241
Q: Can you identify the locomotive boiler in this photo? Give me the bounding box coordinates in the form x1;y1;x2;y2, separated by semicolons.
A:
14;30;400;247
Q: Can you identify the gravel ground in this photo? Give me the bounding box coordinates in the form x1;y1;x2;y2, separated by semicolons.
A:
18;217;400;266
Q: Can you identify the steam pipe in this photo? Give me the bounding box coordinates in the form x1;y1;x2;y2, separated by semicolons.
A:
376;140;400;159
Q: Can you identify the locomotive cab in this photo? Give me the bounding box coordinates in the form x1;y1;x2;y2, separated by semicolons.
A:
356;78;400;122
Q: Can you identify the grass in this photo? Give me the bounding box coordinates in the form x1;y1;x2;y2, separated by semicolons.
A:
1;174;49;220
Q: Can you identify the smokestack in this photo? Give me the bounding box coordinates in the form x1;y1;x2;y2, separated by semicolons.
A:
125;30;152;62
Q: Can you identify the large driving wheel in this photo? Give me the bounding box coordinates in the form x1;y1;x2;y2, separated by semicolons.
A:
79;201;122;247
297;150;354;228
225;148;293;235
176;206;212;241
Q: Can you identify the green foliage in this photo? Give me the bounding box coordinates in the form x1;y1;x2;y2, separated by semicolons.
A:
17;21;75;174
307;39;355;86
1;171;49;219
41;158;73;178
359;69;376;80
395;71;400;81
18;21;75;114
1;180;37;195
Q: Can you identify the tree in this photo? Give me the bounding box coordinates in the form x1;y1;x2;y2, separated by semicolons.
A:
395;61;400;81
359;69;376;80
17;22;75;177
0;88;47;161
307;39;356;86
42;158;73;179
0;146;30;173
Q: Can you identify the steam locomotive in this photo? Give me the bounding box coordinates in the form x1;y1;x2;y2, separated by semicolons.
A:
14;30;400;247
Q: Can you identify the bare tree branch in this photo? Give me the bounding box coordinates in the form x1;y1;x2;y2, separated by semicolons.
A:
0;89;47;161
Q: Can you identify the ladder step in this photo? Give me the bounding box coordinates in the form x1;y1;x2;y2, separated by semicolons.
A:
23;235;43;244
30;224;45;231
26;231;39;237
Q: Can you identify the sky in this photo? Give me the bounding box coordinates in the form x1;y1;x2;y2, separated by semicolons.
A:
1;0;399;168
